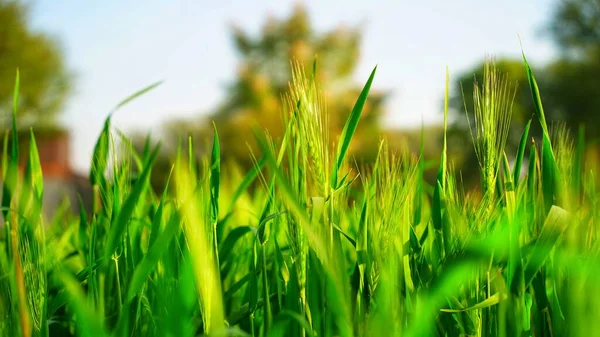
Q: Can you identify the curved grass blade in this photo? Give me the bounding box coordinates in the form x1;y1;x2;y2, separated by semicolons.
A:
91;81;162;192
527;138;538;192
4;70;33;337
433;68;450;231
513;119;532;186
110;81;163;114
57;271;109;337
219;226;253;263
522;50;561;212
440;292;506;313
574;124;585;198
104;144;160;261
20;130;44;219
413;121;425;227
227;156;265;213
26;129;43;199
90;117;110;185
211;122;221;225
149;166;174;247
521;51;548;136
210;123;222;273
176;165;225;334
524;205;569;286
126;211;181;302
270;310;317;337
3;70;20;220
541;136;560;212
89;117;111;216
331;66;377;189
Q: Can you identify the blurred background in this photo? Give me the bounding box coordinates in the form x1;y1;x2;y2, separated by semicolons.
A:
1;0;598;217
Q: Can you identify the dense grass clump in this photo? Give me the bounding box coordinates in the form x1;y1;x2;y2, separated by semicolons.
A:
1;56;599;337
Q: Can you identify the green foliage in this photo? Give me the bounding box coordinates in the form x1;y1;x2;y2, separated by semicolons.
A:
451;0;600;170
549;0;600;55
448;58;539;189
332;65;377;189
466;60;515;198
451;58;536;130
1;57;600;337
0;0;71;128
544;57;600;136
163;5;387;167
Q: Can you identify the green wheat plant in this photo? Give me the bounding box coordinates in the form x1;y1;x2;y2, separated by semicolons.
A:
0;54;599;337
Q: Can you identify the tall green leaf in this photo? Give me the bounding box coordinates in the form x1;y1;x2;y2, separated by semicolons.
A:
330;66;377;189
2;70;20;220
110;81;163;114
210;122;221;225
104;144;160;261
513;119;532;186
126;211;180;302
522;51;560;212
433;67;450;230
58;271;110;337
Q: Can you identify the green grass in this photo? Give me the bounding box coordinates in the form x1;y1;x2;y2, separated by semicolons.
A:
1;56;599;337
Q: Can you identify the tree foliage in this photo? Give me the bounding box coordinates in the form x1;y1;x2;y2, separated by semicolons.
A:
451;0;600;166
549;0;600;56
545;57;600;136
545;0;600;138
172;5;388;166
0;0;71;129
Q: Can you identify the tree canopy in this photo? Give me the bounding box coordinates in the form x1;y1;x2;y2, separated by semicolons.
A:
544;0;600;138
549;0;600;57
136;5;391;193
447;0;600;187
451;0;600;150
0;0;71;129
172;5;388;165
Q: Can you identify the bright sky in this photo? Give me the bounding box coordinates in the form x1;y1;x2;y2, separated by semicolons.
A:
29;0;557;173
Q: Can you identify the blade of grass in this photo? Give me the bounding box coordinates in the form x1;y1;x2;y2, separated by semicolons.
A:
522;50;561;213
513;119;532;186
433;67;450;231
524;205;569;286
176;164;225;334
5;69;31;337
227;157;265;214
440;292;506;313
330;66;377;189
110;81;163;114
126;210;181;302
57;271;109;337
104;144;160;261
573;124;585;199
3;70;20;220
210;123;222;273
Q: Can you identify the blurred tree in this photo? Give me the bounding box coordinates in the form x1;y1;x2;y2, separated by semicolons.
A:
549;0;600;57
171;5;388;167
0;0;71;129
448;0;600;186
544;58;600;137
544;0;600;138
135;5;391;192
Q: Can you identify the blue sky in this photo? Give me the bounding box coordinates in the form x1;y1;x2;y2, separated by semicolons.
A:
28;0;557;173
